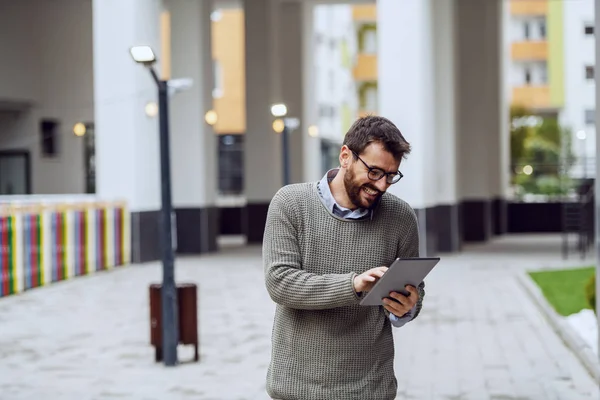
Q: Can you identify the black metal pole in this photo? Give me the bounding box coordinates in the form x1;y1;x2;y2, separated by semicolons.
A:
157;76;179;367
282;123;290;186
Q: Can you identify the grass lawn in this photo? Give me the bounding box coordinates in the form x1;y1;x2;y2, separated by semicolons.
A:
528;266;595;317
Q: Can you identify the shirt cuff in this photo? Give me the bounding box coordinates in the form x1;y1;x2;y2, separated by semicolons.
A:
389;305;416;328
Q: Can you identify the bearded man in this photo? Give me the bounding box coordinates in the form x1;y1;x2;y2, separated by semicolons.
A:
262;115;425;400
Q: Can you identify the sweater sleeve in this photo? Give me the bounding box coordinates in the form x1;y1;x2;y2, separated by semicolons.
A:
262;190;361;310
383;205;426;322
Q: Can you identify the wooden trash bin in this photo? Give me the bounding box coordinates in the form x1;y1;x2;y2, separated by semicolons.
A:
149;283;199;362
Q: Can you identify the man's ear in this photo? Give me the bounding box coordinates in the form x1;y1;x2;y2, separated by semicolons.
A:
339;145;352;168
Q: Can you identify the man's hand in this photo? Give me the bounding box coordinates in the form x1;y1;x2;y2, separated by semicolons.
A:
383;285;418;318
353;266;388;293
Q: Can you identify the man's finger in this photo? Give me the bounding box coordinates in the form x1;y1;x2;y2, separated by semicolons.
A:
383;299;410;316
405;285;417;297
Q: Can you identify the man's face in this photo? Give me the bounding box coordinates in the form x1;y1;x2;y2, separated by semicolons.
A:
342;142;401;209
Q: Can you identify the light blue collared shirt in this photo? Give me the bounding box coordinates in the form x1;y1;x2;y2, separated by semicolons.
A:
316;169;416;328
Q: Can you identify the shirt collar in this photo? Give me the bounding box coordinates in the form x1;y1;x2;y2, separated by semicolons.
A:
317;168;372;220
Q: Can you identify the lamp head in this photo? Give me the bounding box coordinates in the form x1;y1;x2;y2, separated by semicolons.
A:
130;45;156;65
271;103;288;118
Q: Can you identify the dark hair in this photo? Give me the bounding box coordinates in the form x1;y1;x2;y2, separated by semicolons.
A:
343;115;411;161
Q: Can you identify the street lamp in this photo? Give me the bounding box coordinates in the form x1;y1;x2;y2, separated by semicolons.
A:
271;103;290;186
577;130;588;178
130;45;178;367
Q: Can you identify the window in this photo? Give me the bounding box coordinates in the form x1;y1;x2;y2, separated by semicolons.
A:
584;24;594;36
524;21;530;40
584;109;596;125
585;66;595;81
362;29;377;53
540;64;548;84
212;60;223;98
40;119;59;157
217;134;244;195
524;68;532;85
539;20;546;39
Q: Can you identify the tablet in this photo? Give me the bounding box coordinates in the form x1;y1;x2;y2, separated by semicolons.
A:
359;257;440;306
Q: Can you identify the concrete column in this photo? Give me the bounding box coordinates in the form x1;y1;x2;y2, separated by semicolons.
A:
93;0;163;263
455;0;504;243
432;0;460;253
242;0;315;243
243;0;281;243
166;0;219;253
377;0;438;256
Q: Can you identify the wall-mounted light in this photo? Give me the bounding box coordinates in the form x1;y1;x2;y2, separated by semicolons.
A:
308;125;319;138
145;101;159;117
576;130;587;140
73;122;86;137
205;109;218;126
273;119;285;133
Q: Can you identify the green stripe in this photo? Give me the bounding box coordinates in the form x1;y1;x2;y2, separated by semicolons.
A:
548;1;564;107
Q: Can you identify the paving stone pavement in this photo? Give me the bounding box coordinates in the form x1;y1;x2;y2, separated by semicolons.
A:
0;234;599;400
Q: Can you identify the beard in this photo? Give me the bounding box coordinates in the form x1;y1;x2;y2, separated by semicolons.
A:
343;167;382;209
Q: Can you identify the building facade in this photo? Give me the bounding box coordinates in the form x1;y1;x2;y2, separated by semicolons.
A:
507;0;596;178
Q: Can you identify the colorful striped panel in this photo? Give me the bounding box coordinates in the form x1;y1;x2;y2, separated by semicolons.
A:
0;216;18;297
23;213;43;290
50;211;68;282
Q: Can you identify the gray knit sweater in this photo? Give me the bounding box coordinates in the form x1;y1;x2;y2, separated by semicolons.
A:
263;182;424;400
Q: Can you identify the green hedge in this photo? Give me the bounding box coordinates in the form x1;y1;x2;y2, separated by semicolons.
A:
585;273;596;312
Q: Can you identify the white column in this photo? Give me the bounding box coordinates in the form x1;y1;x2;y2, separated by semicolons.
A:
377;0;436;255
166;0;218;253
594;0;600;358
244;0;281;201
93;0;163;262
243;0;281;242
432;0;460;252
278;1;320;185
302;2;321;184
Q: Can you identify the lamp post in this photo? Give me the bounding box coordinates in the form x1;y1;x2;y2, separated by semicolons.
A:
271;103;290;186
576;130;588;179
130;45;178;367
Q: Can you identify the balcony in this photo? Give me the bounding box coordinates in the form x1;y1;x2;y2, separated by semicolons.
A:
353;54;377;81
352;5;376;21
512;85;551;109
511;41;548;61
510;0;547;16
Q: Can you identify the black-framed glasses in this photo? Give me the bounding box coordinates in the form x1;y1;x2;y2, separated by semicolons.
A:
351;151;403;184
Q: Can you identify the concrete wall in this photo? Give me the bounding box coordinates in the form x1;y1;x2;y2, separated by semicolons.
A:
0;0;93;195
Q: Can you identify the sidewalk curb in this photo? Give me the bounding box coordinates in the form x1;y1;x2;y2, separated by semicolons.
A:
516;271;600;384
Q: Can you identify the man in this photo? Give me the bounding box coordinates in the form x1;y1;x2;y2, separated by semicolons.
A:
262;115;425;400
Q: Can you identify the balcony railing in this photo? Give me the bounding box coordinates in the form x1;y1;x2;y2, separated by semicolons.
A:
512;85;551;109
510;0;548;16
511;41;548;61
353;54;377;81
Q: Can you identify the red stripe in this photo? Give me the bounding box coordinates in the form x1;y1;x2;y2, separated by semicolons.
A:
55;213;61;281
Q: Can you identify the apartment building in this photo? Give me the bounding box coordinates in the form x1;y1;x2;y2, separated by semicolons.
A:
507;0;596;176
351;4;378;118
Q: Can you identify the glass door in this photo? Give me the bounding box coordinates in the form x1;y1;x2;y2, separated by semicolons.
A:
0;151;31;195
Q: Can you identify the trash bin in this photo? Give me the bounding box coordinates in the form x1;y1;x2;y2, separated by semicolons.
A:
149;283;199;362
